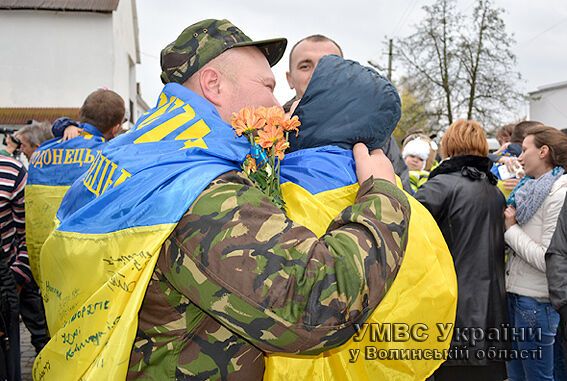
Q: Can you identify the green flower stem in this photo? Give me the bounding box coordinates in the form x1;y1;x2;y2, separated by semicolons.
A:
276;156;281;190
240;132;286;210
269;146;276;198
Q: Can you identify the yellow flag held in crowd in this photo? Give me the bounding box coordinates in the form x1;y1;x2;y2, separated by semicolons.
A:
25;125;106;286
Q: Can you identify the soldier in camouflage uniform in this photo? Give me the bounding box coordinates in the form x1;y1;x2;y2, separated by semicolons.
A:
127;19;411;380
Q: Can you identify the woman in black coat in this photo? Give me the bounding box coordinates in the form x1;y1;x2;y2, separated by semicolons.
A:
415;120;508;381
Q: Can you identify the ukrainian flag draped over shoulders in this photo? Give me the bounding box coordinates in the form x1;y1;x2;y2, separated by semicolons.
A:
26;124;106;287
34;83;249;380
265;146;458;381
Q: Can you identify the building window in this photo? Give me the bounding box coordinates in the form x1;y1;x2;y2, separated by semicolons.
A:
129;99;134;123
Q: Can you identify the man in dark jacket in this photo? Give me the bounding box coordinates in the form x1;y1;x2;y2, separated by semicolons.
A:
284;35;412;192
546;193;567;371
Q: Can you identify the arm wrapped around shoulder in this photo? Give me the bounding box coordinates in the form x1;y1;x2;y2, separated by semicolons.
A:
160;171;410;355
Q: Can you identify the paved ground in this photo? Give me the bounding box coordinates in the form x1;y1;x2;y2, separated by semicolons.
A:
20;321;34;381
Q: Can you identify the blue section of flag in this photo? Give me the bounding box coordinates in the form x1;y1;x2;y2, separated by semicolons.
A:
56;83;249;234
28;123;106;186
280;146;357;194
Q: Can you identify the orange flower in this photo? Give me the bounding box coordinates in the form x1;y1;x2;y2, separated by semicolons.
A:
254;106;268;120
282;115;301;136
243;155;257;173
257;124;284;149
231;107;266;136
264;106;285;127
274;139;290;160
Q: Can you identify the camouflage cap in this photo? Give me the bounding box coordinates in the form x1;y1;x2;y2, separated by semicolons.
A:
160;19;287;84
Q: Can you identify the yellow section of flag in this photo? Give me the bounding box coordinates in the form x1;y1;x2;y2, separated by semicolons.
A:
25;185;70;287
34;224;176;380
265;182;458;381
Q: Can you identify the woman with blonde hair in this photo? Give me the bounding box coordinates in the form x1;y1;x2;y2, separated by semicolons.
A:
504;125;567;380
416;119;508;381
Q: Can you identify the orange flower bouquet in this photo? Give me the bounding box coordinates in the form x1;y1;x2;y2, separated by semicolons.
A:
231;106;300;208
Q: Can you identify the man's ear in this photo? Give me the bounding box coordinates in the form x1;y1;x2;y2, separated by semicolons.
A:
199;67;223;106
104;123;122;140
113;124;123;137
286;71;295;90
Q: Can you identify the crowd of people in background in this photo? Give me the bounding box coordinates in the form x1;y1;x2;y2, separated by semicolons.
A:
0;19;567;381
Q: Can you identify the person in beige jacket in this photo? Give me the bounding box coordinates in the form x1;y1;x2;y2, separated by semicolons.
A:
504;125;567;380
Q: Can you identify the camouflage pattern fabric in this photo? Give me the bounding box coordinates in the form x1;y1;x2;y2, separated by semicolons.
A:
127;170;410;380
160;19;287;84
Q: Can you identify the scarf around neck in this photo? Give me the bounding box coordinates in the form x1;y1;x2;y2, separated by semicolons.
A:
508;166;565;225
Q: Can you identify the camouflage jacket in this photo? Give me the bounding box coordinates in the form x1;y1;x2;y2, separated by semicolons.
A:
127;170;410;380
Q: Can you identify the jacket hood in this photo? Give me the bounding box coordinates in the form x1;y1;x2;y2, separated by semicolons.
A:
288;55;401;152
429;155;498;185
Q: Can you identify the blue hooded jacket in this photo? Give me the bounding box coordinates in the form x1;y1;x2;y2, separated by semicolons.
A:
288;55;401;152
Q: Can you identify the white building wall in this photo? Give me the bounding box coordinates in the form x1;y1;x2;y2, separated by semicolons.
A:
0;11;114;107
529;86;567;129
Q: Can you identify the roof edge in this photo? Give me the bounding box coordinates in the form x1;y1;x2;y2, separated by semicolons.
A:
529;80;567;95
0;0;119;13
0;7;114;13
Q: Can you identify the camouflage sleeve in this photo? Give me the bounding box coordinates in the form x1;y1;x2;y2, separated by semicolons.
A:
161;170;410;355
